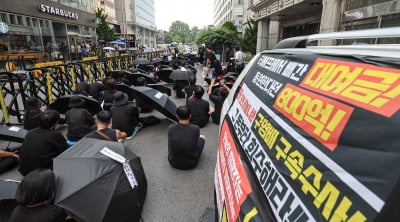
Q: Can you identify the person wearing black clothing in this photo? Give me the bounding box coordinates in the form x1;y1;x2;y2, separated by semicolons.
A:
186;86;210;128
168;105;206;170
208;79;230;124
86;110;126;142
65;96;95;143
10;169;68;222
184;75;199;99
173;80;189;98
23;97;43;130
135;77;153;113
102;78;117;111
18;110;69;176
89;80;105;101
110;91;139;137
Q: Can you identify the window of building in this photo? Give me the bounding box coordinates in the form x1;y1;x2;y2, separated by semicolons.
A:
345;0;393;11
32;18;38;27
26;17;31;27
9;14;16;25
0;13;6;23
238;0;244;4
16;16;23;25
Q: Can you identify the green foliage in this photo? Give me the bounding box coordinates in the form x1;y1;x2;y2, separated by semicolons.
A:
195;27;239;46
222;21;238;34
240;18;258;55
166;21;191;44
95;8;116;42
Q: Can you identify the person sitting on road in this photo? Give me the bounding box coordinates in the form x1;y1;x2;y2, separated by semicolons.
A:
102;78;117;111
134;77;153;113
110;92;140;139
183;75;199;100
0;149;19;174
208;78;230;124
73;81;90;96
186;86;210;128
23;97;43;130
168;105;206;170
9;169;70;222
86;110;126;142
18;110;69;176
173;79;188;99
65;96;96;145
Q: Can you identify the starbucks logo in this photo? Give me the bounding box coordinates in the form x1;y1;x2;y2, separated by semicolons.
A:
0;22;9;34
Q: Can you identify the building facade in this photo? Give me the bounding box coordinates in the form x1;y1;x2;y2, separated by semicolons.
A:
0;0;97;61
213;0;246;33
115;0;156;49
250;0;400;52
93;0;119;28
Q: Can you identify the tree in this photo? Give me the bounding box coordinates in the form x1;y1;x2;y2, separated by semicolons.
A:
222;21;238;35
190;26;200;43
95;8;116;42
195;27;239;46
166;21;191;44
240;18;258;54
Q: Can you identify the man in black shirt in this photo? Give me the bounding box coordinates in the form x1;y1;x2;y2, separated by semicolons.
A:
86;110;126;142
19;110;69;176
168;105;206;170
208;79;230;124
186;86;210;128
110;91;140;138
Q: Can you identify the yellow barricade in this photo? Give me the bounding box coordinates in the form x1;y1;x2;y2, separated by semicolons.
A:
82;56;98;61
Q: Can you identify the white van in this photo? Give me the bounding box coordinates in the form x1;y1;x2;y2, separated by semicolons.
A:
214;27;400;222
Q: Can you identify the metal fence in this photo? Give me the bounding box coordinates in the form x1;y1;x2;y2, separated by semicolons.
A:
0;51;165;125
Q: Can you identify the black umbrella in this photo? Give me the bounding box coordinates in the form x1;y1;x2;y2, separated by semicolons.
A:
134;58;150;65
169;69;194;81
157;68;174;83
126;72;156;85
131;86;178;121
116;84;135;101
0;179;20;200
152;58;162;63
54;138;147;222
0;125;27;143
48;94;102;115
147;83;172;96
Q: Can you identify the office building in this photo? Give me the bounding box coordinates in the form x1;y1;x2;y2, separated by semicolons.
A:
115;0;156;48
213;0;245;33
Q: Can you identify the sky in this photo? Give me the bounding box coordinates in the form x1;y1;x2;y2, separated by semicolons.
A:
154;0;214;31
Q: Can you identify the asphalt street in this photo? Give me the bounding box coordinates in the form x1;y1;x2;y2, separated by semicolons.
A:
0;64;219;222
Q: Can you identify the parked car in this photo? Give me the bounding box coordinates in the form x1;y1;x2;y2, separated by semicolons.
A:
214;27;400;222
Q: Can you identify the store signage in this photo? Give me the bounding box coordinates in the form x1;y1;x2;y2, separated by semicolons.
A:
38;4;79;20
0;22;9;33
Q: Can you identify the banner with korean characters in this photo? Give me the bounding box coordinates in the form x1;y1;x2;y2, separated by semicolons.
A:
223;52;400;222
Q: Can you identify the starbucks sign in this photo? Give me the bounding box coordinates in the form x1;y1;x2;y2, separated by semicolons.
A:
0;22;9;34
38;3;79;20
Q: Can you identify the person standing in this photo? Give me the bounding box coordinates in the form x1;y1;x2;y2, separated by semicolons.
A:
168;105;206;170
18;110;69;176
86;110;127;142
110;91;140;138
186;86;210;128
233;46;245;75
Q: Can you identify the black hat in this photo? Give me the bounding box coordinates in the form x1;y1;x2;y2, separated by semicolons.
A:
69;95;85;108
25;97;42;110
113;91;128;107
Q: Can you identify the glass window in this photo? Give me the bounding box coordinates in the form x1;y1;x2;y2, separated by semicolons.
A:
39;19;44;28
32;18;38;27
9;14;16;24
239;0;244;4
17;16;23;25
0;13;6;23
345;0;393;11
26;17;31;27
